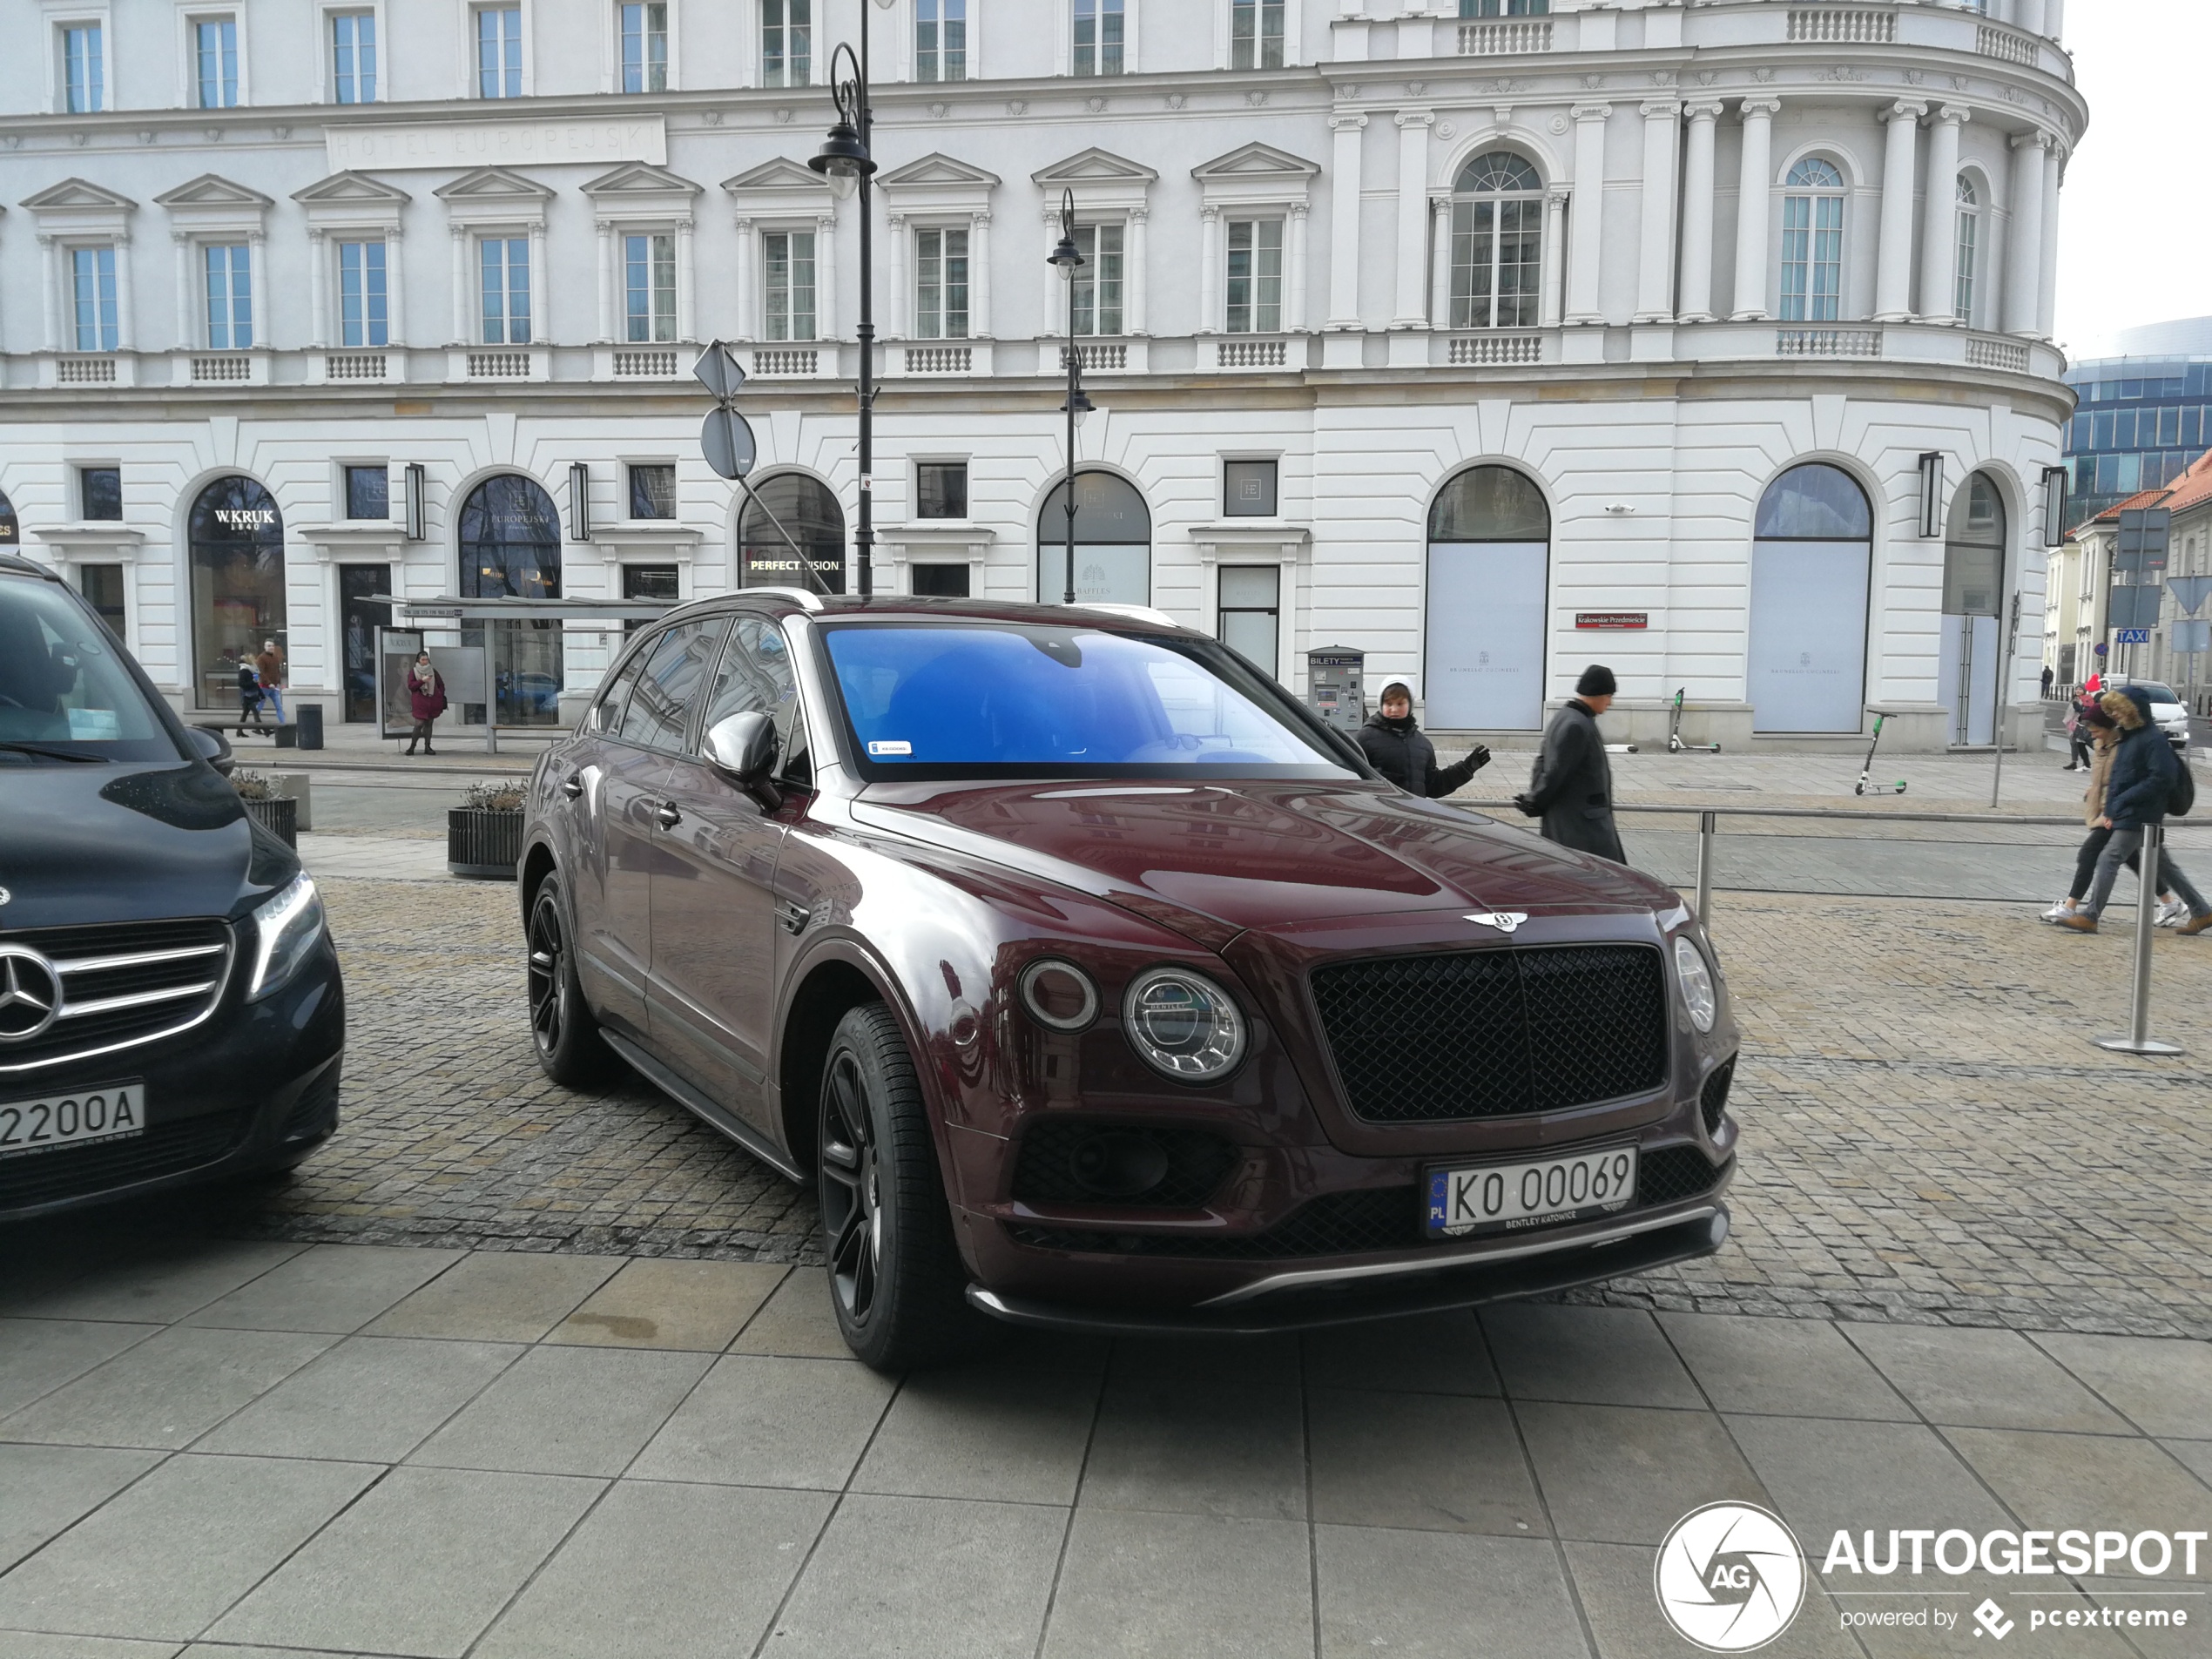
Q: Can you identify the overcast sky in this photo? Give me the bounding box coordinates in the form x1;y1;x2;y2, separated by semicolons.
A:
2054;0;2209;354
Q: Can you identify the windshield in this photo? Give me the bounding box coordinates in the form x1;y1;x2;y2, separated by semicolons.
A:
0;576;178;764
2129;683;2182;706
820;622;1358;780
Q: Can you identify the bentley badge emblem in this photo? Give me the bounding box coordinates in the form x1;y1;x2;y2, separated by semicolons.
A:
1466;911;1529;935
0;945;63;1042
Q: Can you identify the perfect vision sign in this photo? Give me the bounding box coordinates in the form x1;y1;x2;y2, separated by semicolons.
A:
326;116;667;172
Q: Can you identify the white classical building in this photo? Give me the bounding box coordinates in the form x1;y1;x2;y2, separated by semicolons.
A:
0;0;2084;749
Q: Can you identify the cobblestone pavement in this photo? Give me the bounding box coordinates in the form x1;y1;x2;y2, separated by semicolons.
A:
176;874;2212;1344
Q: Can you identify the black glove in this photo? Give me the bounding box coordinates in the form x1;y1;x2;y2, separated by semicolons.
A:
1467;745;1492;772
1513;792;1539;817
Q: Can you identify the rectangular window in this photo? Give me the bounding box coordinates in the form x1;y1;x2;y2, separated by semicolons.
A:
622;563;680;633
2158;405;2182;447
332;11;377;103
1952;210;1977;325
1224;459;1278;517
1224;218;1283;334
2116;453;2141;495
63;24;105;112
1073;0;1123;76
479;237;531;344
629;462;677;519
71;246;118;353
2093;410;2114;450
2185;406;2202;450
1231;0;1283;71
914;226;970;340
338;239;389;347
79;563;127;637
624;233;677;342
763;229;817;342
916;0;965;82
344;465;390;519
1778;194;1843;323
911;563;970;597
80;467;123;522
2094;454;2116;496
762;0;810;87
2115;410;2138;450
1217;565;1280;675
916;462;968;519
204;243;253;348
620;1;666;93
1451;197;1542;329
195;17;239;108
2065;413;2087;451
476;5;522;97
1070;223;1123;337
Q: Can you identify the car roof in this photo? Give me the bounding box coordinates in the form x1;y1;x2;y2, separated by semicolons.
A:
664;590;1194;637
0;553;66;583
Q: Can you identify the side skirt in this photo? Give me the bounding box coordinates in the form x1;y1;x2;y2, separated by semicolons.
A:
601;1029;807;1184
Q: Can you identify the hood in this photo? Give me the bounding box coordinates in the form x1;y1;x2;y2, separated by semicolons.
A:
850;779;1671;948
0;761;285;932
2102;688;2152;730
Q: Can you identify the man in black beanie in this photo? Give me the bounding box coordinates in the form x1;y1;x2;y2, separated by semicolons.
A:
1514;664;1626;862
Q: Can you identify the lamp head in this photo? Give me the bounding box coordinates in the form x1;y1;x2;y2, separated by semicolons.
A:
1049;230;1084;278
809;121;874;200
1062;388;1096;428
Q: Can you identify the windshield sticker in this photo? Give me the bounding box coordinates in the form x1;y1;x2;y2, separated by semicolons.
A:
867;739;914;756
66;708;122;740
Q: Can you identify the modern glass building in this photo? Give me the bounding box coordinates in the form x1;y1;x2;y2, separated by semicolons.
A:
2061;317;2212;530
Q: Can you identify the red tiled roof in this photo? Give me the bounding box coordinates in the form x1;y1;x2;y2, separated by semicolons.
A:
2087;446;2212;525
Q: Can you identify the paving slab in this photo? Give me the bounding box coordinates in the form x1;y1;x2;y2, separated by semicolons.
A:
726;1269;851;1359
1656;1312;1914;1420
1514;1401;1770;1547
184;1244;467;1334
1318;1526;1589;1659
765;1494;1063;1659
193;1336;520;1464
1723;1414;2013;1545
548;1258;787;1351
1482;1305;1706;1410
0;1635;184;1658
1941;1426;2212;1534
2;1242;307;1325
0;1445;164;1574
853;1365;1101;1507
2162;1439;2212;1486
362;1251;623;1342
204;1465;604;1658
1042;1508;1312;1659
475;1480;831;1659
1078;1375;1305;1521
407;1344;711;1477
1301;1310;1501;1397
1308;1388;1546;1537
628;1352;894;1490
0;1453;377;1642
2028;1332;2212;1440
1563;1539;1861;1659
0;1319;160;1419
0;1326;336;1450
1842;1325;2133;1433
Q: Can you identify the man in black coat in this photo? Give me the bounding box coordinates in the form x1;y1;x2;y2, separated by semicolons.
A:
1355;681;1489;798
1514;664;1626;863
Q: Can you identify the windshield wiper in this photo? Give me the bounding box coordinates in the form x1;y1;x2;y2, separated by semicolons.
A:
0;740;107;763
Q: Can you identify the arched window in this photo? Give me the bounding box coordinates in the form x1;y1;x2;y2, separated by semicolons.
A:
458;475;563;728
1941;470;2007;745
1449;152;1544;331
1749;463;1871;733
0;486;17;548
1780;158;1845;323
738;473;846;593
187;475;285;711
1953;176;1980;326
1426;465;1550;731
1039;470;1150;605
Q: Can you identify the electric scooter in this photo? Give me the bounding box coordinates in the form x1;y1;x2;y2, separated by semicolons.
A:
1853;712;1909;796
1667;689;1722;753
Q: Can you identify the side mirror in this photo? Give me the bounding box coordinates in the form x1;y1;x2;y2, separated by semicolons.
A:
189;725;235;777
702;711;781;810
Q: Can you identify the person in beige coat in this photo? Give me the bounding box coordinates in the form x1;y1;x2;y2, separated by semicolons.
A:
2042;705;2182;925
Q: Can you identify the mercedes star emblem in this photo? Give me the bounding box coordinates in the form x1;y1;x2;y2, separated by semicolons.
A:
0;945;63;1042
1466;912;1530;935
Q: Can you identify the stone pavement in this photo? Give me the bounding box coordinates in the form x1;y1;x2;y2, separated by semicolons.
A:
1;1232;2207;1659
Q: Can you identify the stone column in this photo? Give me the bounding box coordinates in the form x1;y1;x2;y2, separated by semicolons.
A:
732;217;756;336
449;225;469;344
1730;98;1780;321
886;212;908;337
246;231;266;349
1039;208;1063;348
1676;100;1723;322
595;223;614;342
1429;193;1453;327
813;213;838;339
1199;205;1222;333
172;233;194;349
1326;113;1366;329
1393;111;1433;327
1567;102;1610;323
307;229;328;347
525;220;545;344
1874;100;1926;322
382;226;404;347
2005;131;2047;337
969;211;992;338
2038;147;2062;341
1127;206;1150;334
1541;186;1568;327
1635;99;1681;322
1289;201;1310;331
39;235;60;353
1919;105;1968;321
112;237;135;352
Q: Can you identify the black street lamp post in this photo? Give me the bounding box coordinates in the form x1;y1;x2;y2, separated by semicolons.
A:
1047;187;1094;605
809;3;895;600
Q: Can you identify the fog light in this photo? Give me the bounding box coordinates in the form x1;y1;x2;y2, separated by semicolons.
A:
1020;958;1099;1031
1070;1130;1170;1198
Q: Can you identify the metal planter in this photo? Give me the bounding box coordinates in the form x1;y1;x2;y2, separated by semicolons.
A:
241;796;298;848
448;807;524;880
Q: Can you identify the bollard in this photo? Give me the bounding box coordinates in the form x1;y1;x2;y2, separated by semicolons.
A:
1694;811;1716;924
2094;825;2184;1056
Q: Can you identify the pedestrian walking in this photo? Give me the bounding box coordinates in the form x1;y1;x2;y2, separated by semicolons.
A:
2055;687;2212;934
233;653;266;736
2064;691;2095;771
1355;681;1490;798
404;651;446;757
2041;664;2054;700
2042;704;2180;925
254;639;287;725
1514;664;1626;863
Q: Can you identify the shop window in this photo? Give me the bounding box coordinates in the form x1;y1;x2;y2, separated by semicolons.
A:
1224;459;1278;517
916;462;968;519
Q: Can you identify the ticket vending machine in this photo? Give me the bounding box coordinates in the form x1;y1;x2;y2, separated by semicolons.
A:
1306;645;1366;733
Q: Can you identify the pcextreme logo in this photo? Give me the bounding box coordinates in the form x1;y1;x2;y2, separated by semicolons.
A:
1654;1502;1808;1652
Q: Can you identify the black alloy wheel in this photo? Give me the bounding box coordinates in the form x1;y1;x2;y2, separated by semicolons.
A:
527;874;617;1088
817;1002;988;1372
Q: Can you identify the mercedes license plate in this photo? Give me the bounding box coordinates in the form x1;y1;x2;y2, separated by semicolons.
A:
1425;1144;1637;1239
0;1084;146;1159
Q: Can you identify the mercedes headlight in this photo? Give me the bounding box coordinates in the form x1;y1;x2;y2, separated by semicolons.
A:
1123;968;1246;1082
1673;934;1717;1034
247;874;327;1001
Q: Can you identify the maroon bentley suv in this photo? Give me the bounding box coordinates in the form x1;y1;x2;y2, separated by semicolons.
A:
521;592;1738;1369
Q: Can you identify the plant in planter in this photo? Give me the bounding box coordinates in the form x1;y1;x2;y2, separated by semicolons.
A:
231;769;299;848
448;779;528;880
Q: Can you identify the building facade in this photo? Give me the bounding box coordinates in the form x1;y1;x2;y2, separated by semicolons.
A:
0;0;2083;749
2060;319;2212;535
2049;448;2212;710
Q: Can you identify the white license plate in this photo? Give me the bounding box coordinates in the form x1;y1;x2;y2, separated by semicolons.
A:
1425;1144;1638;1238
0;1085;146;1159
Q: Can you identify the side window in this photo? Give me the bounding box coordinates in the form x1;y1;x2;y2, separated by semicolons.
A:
595;640;652;733
616;619;725;752
699;617;809;779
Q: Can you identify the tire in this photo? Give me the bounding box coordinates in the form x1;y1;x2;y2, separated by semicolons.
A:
818;1001;990;1372
526;873;620;1089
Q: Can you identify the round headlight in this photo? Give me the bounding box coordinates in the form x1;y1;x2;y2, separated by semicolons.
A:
1019;958;1099;1032
1123;968;1247;1082
1673;935;1717;1034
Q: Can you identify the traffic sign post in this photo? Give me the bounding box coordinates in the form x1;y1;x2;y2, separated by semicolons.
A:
701;406;757;482
692;341;747;402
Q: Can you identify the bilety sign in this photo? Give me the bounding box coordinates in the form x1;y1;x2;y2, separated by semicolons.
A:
1575;611;1649;631
327;116;667;172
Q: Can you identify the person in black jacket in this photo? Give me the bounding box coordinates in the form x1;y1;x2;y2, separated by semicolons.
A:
1514;664;1627;863
2056;686;2212;934
1355;682;1489;798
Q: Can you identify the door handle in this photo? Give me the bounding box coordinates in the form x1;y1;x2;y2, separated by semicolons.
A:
656;803;682;828
561;773;583;799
